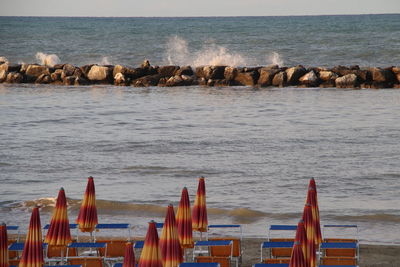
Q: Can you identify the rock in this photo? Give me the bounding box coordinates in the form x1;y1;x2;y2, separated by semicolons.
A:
51;69;63;82
114;73;126;86
224;67;238;80
35;74;52;84
80;65;94;77
234;71;259;86
62;64;76;76
157;77;168;87
175;66;193;76
0;70;7;82
319;70;338;82
113;65;127;77
299;70;319;87
332;65;350;76
132;74;162;87
87;65;112;83
74;76;90;85
0;63;21;73
63;76;76;85
6;72;24;83
53;64;65;69
158;65;180;77
370;67;395;84
166;75;184;87
25;65;50;78
73;68;84;78
258;67;280;87
198;77;207;86
272;71;287;87
392;66;400;83
196;66;226;80
141;59;150;68
214;79;235;86
286;66;307;85
181;75;194;86
335;74;359;88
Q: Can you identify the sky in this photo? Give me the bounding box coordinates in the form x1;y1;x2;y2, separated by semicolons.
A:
1;0;400;17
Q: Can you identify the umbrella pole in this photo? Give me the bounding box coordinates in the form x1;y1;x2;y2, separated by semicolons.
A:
61;248;64;265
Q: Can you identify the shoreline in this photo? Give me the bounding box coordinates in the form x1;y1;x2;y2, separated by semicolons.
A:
1;60;399;89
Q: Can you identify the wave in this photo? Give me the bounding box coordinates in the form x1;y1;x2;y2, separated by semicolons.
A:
35;52;60;67
14;198;400;225
165;35;284;67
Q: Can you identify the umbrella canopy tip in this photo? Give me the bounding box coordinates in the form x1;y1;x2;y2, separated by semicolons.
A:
0;222;5;226
60;187;64;191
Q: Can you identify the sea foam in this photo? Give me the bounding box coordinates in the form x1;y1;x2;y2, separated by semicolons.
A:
35;52;61;67
165;35;284;67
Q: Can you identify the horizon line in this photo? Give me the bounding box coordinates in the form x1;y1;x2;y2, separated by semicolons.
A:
0;13;399;18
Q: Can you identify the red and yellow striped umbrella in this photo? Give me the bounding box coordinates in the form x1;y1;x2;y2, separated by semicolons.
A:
45;187;72;246
138;221;162;267
295;220;308;267
0;223;9;267
122;242;135;267
176;187;193;249
289;241;307;267
305;178;322;246
20;207;44;267
160;205;183;267
192;177;208;234
302;204;316;267
76;176;98;233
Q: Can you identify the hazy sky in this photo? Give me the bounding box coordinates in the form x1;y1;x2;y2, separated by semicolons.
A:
1;0;400;17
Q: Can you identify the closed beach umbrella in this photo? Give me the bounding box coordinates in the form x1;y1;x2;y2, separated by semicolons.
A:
122;242;135;267
295;221;308;267
192;177;208;235
302;204;316;267
138;221;162;267
0;223;9;267
45;187;72;263
289;241;307;267
160;205;183;267
19;207;44;267
45;187;72;246
305;178;322;246
176;187;193;249
76;176;98;234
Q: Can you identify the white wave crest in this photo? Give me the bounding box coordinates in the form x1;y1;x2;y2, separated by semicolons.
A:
267;52;284;66
35;52;61;67
100;57;112;65
165;35;284;68
0;56;9;64
165;35;247;67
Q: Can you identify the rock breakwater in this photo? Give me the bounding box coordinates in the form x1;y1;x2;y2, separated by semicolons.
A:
1;60;399;89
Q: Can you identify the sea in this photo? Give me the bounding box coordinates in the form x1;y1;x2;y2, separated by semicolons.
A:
0;14;399;245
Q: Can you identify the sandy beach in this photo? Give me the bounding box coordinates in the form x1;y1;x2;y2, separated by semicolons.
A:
240;238;399;267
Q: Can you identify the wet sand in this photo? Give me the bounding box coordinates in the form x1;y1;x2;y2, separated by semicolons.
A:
241;238;400;267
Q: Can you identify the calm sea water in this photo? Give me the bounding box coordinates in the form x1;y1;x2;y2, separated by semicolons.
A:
0;15;400;244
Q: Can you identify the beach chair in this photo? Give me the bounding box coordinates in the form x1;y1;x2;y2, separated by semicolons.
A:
319;242;359;266
207;224;242;267
260;241;293;263
6;225;20;242
66;242;107;267
193;240;233;267
94;223;132;241
322;225;358;243
253;264;289;267
45;245;77;265
133;240;144;262
267;225;296;259
179;263;220;267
